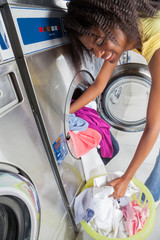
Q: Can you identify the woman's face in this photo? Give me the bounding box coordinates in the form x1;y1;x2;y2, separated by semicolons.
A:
79;27;133;64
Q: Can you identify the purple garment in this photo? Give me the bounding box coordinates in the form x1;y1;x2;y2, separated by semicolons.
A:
74;107;113;158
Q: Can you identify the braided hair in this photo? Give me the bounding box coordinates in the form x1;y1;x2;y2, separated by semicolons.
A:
64;0;160;67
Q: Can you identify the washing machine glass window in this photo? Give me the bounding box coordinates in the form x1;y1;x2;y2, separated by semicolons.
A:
0;197;30;240
0;171;40;240
103;76;150;122
99;63;151;132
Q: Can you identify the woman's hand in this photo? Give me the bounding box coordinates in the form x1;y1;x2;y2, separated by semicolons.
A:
108;175;130;199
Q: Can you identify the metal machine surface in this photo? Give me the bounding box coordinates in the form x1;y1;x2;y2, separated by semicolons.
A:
3;2;102;199
6;3;82;202
0;7;77;240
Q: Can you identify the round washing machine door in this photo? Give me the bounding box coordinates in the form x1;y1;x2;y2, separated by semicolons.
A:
98;63;151;132
65;70;95;158
0;171;40;240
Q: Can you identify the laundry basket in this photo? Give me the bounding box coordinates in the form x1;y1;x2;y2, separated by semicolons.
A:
80;174;156;240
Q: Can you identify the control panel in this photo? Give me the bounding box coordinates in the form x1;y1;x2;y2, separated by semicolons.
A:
10;6;69;55
17;17;65;45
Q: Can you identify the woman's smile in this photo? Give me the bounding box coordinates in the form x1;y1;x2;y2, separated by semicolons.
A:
102;52;113;61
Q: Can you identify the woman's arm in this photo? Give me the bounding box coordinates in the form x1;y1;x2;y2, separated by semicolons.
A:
109;48;160;199
70;60;118;113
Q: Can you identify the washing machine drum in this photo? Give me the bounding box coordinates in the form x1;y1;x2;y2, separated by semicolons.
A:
99;63;151;132
0;171;40;240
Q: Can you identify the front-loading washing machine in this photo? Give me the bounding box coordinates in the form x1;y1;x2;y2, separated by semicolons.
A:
0;7;78;240
2;1;103;204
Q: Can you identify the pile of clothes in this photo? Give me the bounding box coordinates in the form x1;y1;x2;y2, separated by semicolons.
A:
74;172;149;238
68;102;119;164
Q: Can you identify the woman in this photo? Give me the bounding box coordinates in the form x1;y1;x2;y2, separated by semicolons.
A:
64;0;160;205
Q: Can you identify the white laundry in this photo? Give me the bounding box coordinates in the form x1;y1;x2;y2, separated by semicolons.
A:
85;100;97;110
94;171;140;198
111;218;128;239
74;187;94;224
74;172;140;238
89;173;140;237
89;186;125;238
117;196;129;207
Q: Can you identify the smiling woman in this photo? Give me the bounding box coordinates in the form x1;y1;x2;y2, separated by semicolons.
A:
64;0;159;68
78;27;131;63
64;0;160;206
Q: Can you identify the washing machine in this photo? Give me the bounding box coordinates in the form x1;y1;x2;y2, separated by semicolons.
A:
1;0;104;209
0;5;78;240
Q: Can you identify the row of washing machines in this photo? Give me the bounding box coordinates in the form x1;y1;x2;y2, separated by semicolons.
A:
0;0;151;239
0;1;102;239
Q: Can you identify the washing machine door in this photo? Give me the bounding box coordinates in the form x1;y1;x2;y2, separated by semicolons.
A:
98;63;151;132
0;170;40;240
65;70;95;158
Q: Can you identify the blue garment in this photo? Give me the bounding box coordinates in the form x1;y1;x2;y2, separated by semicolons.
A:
69;113;89;131
145;150;160;201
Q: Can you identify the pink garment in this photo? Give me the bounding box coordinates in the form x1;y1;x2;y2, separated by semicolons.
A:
68;128;102;158
74;106;113;158
121;200;149;236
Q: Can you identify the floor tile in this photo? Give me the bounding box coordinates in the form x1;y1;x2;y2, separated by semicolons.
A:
105;143;137;174
111;129;142;145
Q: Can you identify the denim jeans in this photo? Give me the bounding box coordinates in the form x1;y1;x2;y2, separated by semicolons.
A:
145;150;160;202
